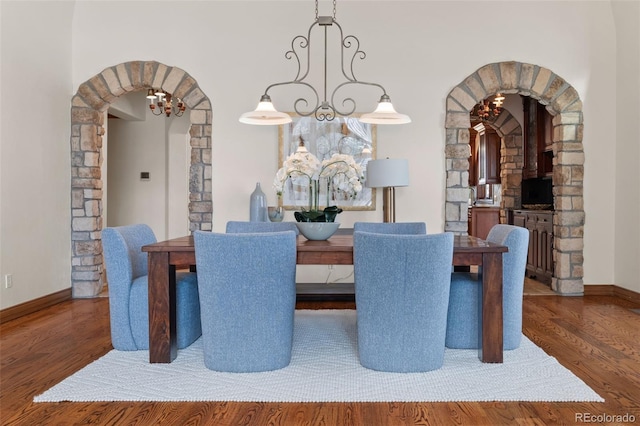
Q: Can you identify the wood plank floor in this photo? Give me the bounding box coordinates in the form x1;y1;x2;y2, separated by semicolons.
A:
1;294;639;425
523;277;556;296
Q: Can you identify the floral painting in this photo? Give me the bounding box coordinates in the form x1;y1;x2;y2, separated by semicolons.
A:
278;116;376;210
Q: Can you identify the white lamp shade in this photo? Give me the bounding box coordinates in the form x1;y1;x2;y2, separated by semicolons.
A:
239;100;292;125
359;100;411;125
365;158;409;188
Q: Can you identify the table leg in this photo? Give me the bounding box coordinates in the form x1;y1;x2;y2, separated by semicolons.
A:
481;252;503;363
148;251;177;363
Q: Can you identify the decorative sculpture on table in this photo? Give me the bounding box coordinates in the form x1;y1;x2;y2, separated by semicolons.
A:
249;182;268;222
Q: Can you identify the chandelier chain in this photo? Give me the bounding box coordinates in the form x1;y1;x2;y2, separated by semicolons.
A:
314;0;337;20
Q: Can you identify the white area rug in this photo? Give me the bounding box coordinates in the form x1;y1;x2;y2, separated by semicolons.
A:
35;310;603;403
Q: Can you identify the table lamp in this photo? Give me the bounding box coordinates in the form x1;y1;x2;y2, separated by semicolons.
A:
365;158;409;222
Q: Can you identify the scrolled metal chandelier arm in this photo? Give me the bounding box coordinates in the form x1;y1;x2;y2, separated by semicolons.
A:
338;24;386;95
262;80;321;118
260;23;321;118
260;18;323;118
329;23;391;117
341;33;389;96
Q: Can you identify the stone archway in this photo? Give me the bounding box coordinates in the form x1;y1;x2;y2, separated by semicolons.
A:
445;61;584;295
70;61;213;297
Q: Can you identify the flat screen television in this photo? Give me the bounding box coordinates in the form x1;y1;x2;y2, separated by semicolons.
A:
521;177;553;207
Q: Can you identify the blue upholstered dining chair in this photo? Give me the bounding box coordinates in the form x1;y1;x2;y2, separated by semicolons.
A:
446;224;529;350
102;224;202;351
225;220;299;234
354;231;454;372
353;221;426;234
193;230;297;372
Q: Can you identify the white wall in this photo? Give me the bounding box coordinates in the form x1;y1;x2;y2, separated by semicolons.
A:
612;0;640;293
1;1;74;309
107;110;167;238
1;1;637;309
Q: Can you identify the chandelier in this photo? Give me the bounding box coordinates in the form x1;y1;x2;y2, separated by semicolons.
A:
146;89;186;117
470;93;505;121
239;0;410;125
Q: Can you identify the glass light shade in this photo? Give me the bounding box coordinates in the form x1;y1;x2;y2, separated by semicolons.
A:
365;158;409;188
359;99;411;125
146;89;157;100
239;99;292;125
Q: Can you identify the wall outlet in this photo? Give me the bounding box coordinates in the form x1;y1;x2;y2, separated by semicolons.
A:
4;274;13;289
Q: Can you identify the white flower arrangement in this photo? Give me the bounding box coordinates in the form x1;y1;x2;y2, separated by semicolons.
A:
318;154;364;198
274;151;364;213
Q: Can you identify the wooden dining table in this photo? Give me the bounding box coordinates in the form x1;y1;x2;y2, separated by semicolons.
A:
142;228;507;364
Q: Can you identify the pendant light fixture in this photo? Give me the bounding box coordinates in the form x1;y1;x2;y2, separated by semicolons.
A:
239;0;410;125
146;89;186;118
470;93;504;122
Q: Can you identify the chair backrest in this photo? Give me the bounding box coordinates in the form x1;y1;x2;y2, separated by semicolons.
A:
354;231;454;371
353;222;426;234
225;221;299;234
486;224;529;345
102;224;156;350
486;224;529;291
102;224;156;283
354;231;453;298
193;230;297;372
195;230;297;299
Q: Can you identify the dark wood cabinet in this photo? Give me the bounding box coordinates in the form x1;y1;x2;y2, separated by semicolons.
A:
513;212;525;228
538;108;553;177
523;97;553;179
513;210;553;284
484;131;501;184
469;124;500;186
470;207;500;240
523;98;537;179
469;128;478;186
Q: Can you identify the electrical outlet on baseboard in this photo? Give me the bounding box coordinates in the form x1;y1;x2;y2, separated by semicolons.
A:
4;274;13;289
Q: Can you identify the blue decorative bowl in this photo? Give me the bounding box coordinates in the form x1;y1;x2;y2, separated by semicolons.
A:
295;222;340;241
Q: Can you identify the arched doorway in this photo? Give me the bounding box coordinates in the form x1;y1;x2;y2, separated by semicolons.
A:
70;61;213;297
445;61;584;295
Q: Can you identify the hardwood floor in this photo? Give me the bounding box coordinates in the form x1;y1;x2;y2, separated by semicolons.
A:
1;295;639;425
523;277;556;296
